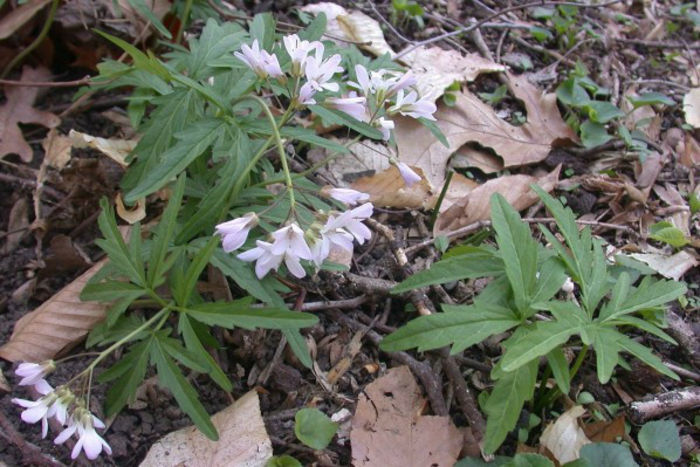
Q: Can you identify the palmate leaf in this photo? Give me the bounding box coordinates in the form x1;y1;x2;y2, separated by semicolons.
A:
147;174;186;288
615;334;678;380
500;320;579;372
179;314;232;391
80;281;145;302
391;246;504;293
599;276;686;323
491;194;538;312
95;199;146;286
185;19;245;79
483;359;538;454
186;300;319;330
547;346;571;394
592;327;621;384
310;105;383;140
99;337;153;417
380;304;519;354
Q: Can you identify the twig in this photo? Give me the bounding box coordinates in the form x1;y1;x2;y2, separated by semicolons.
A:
628;386;700;424
441;350;487;441
300;295;368;311
0;172;64;199
0;409;65;467
663;361;700;383
615;38;700;49
0;76;92;87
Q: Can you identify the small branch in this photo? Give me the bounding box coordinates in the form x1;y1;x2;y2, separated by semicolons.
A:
442;349;487;441
0;76;91;87
615;38;700;49
628;386;700;424
300;295;368;311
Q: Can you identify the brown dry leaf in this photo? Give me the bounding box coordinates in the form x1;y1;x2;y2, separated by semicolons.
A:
583;415;626;443
635;152;664;189
139;390;272;467
653;183;691;236
450;146;504;174
539;406;591;464
324;140;394;186
68;129;135;167
115;193;146;224
0;368;9;393
0;0;52;39
683;88;700;128
441;173;479;212
628;252;698;281
0;67;61;162
41;129;73;170
351;366;462;467
0;259;108;362
351;165;434;209
435;166;560;234
395;74;575;189
623;91;662;141
677;133;700;167
2;197;29;255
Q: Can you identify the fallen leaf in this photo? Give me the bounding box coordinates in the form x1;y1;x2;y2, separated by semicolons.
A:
0;0;52;40
635;152;664;189
68;129;136;167
0;368;10;393
623;91;662;142
683;88;700;128
42;235;92;276
139;390;272;467
351;165;435;209
351;366;462;467
583;415;626;444
394;74;575;189
115;193;146;224
2;197;29;255
653;183;690;236
450;146;504;174
677;132;700;168
324;140;393;185
434;166;560;234
0;259;108;362
0;66;61;162
41;129;72;170
539;406;591;464
628;252;698;280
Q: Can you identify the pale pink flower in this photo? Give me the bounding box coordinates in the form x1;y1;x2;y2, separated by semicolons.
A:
389;89;437;121
304;53;342;93
238;224;314;278
324;202;374;244
326;95;368;121
15;361;55;388
324;187;370;206
298;81;317;105
55;408;112;460
376;117;394;141
283;34;321;75
216;212;258;252
387;70;417;96
234;40;283;78
12;381;56;439
311;227;354;267
396;162;421;187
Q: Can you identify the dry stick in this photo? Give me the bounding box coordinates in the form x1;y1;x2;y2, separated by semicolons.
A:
0;409;65;467
663;361;700;383
0;76;91;87
300;295;368;311
616;38;700;49
665;311;700;369
628;386;700;424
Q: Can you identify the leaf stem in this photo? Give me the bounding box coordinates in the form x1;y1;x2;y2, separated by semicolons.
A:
176;0;194;44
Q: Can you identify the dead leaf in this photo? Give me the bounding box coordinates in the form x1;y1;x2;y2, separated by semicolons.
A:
0;368;10;394
41;129;73;170
683;88;700;128
351;165;435;209
139;390;272;467
324;140;394;186
0;259;108;362
42;235;92;276
539;406;591;464
115;193;146;224
653;183;690;236
68;129;136;167
583;415;626;443
635;152;664;189
435;166;560;234
0;66;61;162
351;366;462;467
677;133;700;167
395;74;575;189
450;146;504;174
628;252;698;280
2;197;29;254
623;91;662;141
0;0;52;40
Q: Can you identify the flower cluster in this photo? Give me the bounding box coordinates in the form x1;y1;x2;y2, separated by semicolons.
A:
216;188;373;279
11;362;111;460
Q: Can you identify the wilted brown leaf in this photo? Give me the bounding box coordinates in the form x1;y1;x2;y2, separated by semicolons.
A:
0;67;61;162
628;252;698;281
41;129;72;170
683;87;700;128
583;415;626;443
434;166;560;234
351;366;462;467
2;197;29;255
0;0;52;40
450;146;504;174
139;390;272;467
395;73;575;189
539;406;591;464
115;193;146;224
351;165;435;209
0;259;107;362
68;129;136;167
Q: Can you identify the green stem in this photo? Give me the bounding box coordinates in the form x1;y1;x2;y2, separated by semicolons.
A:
429;170;454;230
1;0;59;79
175;0;194;44
568;344;589;380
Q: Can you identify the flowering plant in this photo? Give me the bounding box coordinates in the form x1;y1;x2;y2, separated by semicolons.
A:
10;13;439;459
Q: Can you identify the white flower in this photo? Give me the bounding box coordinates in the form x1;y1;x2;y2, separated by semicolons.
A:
387;70;417;96
234;40;283;79
283;34;321;75
55;408;112;460
376;117;394;141
326;95;368;121
311;225;354;267
216;212;258;252
15;361;55;388
323;187;370;206
304;53;342;93
298;81;317;105
48;387;74;426
324;202;374;244
12;381;56;439
396;162;421;187
238;224;314;279
389;89;437;121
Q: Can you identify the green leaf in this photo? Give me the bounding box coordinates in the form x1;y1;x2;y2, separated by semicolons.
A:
81;281;145;302
310;105;383;139
418;117;449;147
126;0;172;38
179;314;232;391
175;237;218;306
455;456;512;467
100;338;152;417
283;328;313;369
531;258;567;305
491;194;538;312
627;92;675;108
597;271;630;321
125;119;225;203
592;327;621;384
186;19;245;79
547;346;571;394
266;455;303;467
380;304;519;354
580;120;613;148
94;30;171;79
160;336;210;373
585;101;624;123
250;12;276;49
574;443;638;467
505;454;554;467
152;339;218;440
608;316;676;344
280;126;349;154
483;360;538;454
530;26;553;42
210;250;286;307
501;321;579;372
556;78;590;107
616;334;678;380
600;276;686;322
648;221;689;247
298;12;326;41
95;199;146;285
186;301;318;330
294;408;338;450
638;420;681;462
391;246;503;293
148;174;186;288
